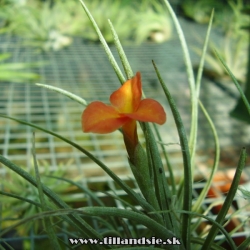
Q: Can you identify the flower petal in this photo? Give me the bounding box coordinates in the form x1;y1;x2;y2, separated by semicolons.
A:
82;101;129;133
110;72;142;113
124;99;166;125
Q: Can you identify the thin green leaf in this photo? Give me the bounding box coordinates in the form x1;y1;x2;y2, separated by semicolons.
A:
238;234;250;250
192;100;220;212
79;0;125;84
35;83;87;106
150;209;236;250
45;175;105;207
101;191;143;216
152;61;192;249
153;123;176;194
190;238;226;250
0;190;41;208
108;19;133;79
238;186;250;200
74;207;177;240
101;230;122;238
141;122;172;228
201;147;247;250
129;144;161;213
194;9;214;172
214;50;250;115
46;177;119;234
32;132;61;250
163;0;196;172
169;195;182;240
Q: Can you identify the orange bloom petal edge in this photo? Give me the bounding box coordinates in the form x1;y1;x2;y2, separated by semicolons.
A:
82;101;130;133
81;72;166;136
123;98;166;125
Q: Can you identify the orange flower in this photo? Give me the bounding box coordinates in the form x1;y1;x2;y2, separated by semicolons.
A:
82;72;166;160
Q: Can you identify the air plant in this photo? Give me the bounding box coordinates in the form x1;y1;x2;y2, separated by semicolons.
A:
0;53;42;83
0;160;83;236
193;33;248;83
0;1;249;249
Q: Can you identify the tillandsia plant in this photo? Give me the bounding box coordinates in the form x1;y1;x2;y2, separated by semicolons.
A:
192;0;249;84
2;0;171;48
0;1;249;250
82;72;166;204
0;160;85;237
6;1;73;52
193;33;248;83
0;53;42;83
